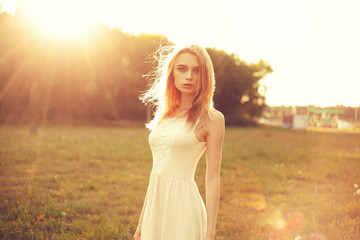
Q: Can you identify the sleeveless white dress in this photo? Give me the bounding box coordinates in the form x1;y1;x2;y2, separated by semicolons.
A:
141;117;207;240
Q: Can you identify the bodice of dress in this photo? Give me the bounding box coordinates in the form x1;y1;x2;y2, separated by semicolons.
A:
149;117;206;180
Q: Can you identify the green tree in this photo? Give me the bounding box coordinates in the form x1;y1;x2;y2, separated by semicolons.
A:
0;9;272;126
207;48;272;125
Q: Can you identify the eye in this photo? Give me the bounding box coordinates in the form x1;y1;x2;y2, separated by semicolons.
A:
177;67;187;72
193;68;200;74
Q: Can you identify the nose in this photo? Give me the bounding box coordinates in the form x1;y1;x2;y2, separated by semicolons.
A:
186;70;192;80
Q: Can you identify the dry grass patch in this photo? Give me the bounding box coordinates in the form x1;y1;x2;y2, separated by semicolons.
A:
0;126;359;239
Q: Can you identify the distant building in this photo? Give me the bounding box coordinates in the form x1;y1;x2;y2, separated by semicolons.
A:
264;105;358;129
307;108;344;128
279;107;347;130
282;115;307;130
293;115;307;129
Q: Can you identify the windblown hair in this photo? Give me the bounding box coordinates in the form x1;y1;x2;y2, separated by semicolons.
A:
140;44;215;131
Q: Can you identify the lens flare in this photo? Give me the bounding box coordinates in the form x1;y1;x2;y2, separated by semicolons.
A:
269;213;305;240
275;218;286;229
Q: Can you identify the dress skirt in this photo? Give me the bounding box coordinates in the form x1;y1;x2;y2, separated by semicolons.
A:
141;172;207;240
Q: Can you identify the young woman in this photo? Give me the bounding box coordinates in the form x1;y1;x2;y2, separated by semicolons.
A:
134;44;225;240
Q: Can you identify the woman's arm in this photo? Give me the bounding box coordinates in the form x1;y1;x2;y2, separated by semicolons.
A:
204;110;225;240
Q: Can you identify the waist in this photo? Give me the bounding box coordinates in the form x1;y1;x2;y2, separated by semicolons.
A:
150;171;195;182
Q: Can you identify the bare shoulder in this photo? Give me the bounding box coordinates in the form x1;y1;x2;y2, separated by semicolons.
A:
207;109;225;132
209;109;225;123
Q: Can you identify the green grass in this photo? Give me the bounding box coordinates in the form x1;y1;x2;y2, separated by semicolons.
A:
0;126;359;240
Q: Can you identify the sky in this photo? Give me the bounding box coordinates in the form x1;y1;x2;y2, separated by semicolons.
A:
0;0;359;107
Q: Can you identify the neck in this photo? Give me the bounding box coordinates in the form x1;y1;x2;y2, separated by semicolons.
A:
179;93;194;110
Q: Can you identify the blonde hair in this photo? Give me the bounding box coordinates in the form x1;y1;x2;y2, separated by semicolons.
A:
140;44;215;130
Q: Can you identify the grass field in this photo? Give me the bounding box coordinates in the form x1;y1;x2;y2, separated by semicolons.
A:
0;125;359;240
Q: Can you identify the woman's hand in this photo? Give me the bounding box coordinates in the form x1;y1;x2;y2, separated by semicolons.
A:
133;226;141;240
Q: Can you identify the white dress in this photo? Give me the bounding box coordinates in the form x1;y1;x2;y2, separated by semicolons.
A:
141;117;207;240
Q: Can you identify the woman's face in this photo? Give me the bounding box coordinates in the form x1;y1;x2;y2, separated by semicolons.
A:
173;52;200;97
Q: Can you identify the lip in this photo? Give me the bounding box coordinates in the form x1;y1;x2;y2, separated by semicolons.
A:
183;83;193;88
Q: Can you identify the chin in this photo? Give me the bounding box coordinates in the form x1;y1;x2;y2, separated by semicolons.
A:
181;89;195;94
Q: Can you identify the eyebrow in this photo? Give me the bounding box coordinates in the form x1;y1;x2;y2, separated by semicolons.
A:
176;64;200;69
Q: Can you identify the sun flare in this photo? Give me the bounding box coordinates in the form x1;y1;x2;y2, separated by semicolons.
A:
19;0;99;40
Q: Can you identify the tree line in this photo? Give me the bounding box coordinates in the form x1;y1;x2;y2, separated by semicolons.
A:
0;9;273;126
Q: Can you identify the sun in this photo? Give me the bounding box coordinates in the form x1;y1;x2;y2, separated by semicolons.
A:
0;0;16;15
19;0;100;40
